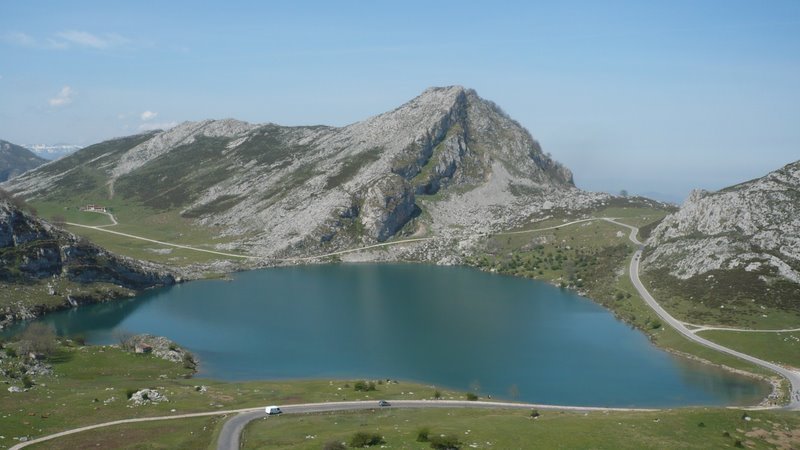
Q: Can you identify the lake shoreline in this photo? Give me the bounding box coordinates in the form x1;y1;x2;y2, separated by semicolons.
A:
8;263;773;409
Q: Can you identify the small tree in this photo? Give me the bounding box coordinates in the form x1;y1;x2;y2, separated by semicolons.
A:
354;380;377;392
17;322;58;357
619;189;629;197
182;351;197;370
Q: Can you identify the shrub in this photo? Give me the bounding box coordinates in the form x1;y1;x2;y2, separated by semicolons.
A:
433;389;442;400
22;375;34;389
417;427;430;442
5;346;17;358
354;380;377;392
465;392;478;401
429;434;461;449
182;352;197;370
349;431;384;447
530;409;540;418
322;441;346;450
126;388;137;399
71;334;87;346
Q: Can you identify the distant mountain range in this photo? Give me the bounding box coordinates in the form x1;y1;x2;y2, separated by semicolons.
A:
0;139;47;182
24;143;82;160
3;86;606;260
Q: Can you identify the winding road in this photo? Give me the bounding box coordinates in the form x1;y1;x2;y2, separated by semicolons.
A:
604;218;800;410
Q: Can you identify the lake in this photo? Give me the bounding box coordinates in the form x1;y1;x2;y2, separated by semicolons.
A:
25;264;768;407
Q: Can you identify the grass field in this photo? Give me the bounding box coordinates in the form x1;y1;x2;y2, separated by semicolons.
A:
242;407;800;450
26;416;222;450
29;199;251;266
0;341;461;447
698;330;800;369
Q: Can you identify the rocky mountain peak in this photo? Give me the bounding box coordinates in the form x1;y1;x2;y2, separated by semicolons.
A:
2;87;600;258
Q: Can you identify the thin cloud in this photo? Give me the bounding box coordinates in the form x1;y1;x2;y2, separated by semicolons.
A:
49;86;74;107
3;30;131;50
55;30;130;49
140;110;158;121
3;31;37;47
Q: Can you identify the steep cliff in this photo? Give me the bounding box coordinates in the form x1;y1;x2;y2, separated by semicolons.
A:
0;200;174;326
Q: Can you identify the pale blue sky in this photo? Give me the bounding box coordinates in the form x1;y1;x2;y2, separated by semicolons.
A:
1;1;798;202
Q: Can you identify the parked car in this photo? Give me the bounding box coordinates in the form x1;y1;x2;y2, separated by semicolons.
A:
265;406;283;415
378;400;391;407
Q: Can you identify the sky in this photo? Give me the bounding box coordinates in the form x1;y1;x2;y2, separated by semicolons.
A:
1;1;798;203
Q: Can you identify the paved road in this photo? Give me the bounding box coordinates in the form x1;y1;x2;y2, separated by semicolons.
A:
685;324;800;334
8;400;652;450
81;209;118;227
8;406;264;450
216;400;657;450
604;218;800;410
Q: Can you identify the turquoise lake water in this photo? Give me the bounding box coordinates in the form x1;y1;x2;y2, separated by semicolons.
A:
27;264;768;407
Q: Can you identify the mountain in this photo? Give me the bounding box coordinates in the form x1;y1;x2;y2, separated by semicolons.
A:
0;139;47;182
0;198;174;327
25;143;83;160
642;160;800;311
3;86;604;259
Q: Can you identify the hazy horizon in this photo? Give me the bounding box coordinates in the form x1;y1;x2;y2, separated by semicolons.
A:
2;1;798;202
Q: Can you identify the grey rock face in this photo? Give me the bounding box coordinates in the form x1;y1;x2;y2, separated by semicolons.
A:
643;160;800;284
360;174;417;241
0;200;174;296
3;86;601;259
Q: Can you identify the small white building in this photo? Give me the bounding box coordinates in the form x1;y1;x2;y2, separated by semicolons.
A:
81;204;107;213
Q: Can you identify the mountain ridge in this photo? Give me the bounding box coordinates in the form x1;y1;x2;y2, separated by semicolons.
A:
3;86;603;261
642;159;800;316
0;139;47;182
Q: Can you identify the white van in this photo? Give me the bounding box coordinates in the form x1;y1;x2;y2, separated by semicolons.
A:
265;406;283;415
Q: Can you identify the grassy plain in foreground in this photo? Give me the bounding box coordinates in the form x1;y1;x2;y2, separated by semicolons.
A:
242;407;800;449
